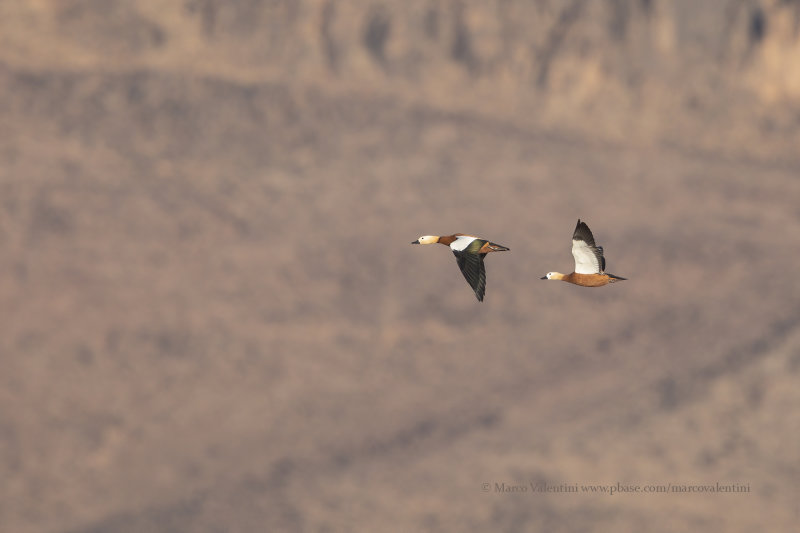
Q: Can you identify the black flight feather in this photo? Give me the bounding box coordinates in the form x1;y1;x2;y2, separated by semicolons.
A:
453;251;487;302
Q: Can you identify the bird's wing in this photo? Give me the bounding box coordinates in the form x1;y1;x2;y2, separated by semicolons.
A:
571;219;605;274
453;251;487;301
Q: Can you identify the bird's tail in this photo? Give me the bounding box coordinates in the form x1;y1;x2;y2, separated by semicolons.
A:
484;242;510;253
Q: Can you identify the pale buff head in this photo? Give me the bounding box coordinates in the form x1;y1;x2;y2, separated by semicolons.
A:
540;272;566;281
412;235;440;245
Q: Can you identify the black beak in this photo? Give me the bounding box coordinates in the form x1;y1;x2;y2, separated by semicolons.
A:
540;275;547;280
411;240;420;244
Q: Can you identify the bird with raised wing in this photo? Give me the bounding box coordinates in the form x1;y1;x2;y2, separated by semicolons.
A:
541;219;626;287
412;234;510;301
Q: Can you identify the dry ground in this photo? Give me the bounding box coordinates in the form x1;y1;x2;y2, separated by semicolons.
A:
1;1;799;532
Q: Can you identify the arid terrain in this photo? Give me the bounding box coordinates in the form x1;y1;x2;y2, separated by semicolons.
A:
1;1;799;532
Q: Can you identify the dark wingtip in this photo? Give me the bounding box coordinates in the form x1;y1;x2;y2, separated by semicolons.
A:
572;219;596;246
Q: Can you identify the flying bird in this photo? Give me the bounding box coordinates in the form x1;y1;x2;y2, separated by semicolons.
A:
412;234;510;301
541;219;626;287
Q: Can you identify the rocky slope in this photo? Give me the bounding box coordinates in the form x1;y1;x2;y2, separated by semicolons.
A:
1;1;798;532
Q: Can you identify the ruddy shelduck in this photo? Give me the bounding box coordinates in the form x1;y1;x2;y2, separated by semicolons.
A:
412;234;510;301
541;220;626;287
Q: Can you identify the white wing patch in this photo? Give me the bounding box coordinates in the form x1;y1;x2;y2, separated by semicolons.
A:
449;236;478;252
572;239;601;274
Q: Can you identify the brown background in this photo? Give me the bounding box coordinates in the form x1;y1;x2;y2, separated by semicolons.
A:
1;1;799;531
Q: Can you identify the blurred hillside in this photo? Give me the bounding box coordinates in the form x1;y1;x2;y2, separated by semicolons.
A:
3;0;800;158
0;1;799;532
